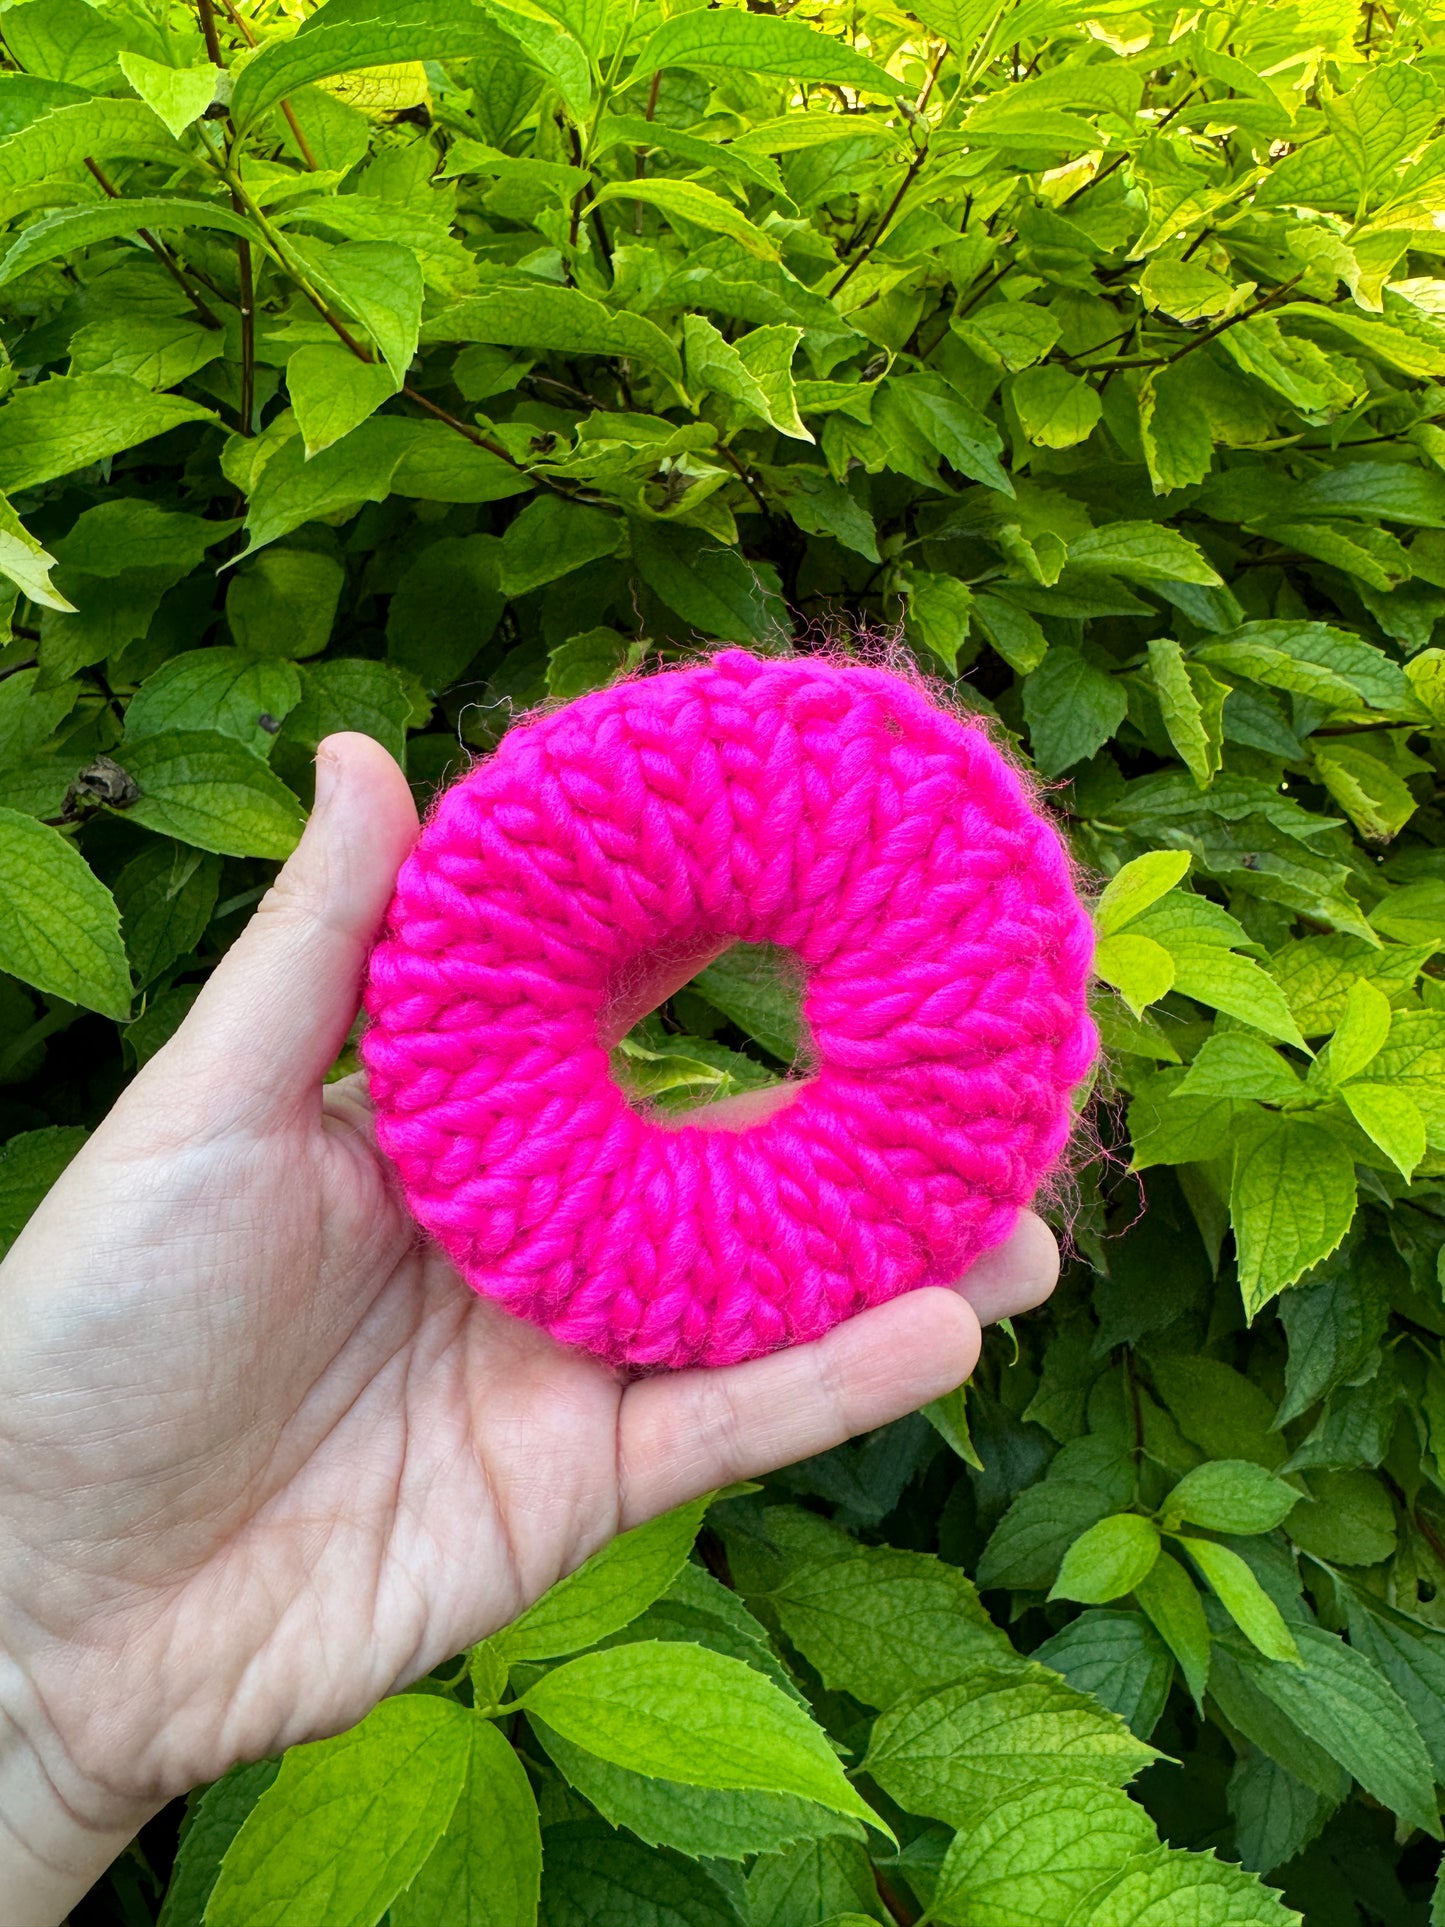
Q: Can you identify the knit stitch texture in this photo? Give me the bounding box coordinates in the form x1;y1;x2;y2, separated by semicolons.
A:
362;650;1096;1369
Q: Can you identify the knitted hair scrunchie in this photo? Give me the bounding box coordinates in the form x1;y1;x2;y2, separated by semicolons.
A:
362;649;1096;1370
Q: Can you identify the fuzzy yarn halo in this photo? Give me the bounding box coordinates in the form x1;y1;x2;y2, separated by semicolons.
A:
361;650;1096;1370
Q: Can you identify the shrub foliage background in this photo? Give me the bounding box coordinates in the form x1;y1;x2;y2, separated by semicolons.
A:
3;0;1445;1917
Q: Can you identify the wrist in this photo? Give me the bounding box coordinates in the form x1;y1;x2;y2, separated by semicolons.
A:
0;1663;159;1927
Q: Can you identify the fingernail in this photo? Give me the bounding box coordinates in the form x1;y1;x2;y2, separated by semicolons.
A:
313;742;343;817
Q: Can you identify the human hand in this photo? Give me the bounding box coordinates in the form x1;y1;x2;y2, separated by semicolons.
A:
0;733;1060;1924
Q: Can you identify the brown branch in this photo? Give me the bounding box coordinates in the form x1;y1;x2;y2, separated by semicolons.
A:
82;158;223;328
235;234;254;433
1166;270;1305;364
1060;88;1197;210
831;138;928;295
720;443;772;520
872;1866;917;1926
196;0;223;65
212;0;317;167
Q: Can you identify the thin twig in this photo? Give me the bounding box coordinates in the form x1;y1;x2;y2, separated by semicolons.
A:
1167;270;1304;364
196;0;223;66
82;158;223;327
212;0;317;167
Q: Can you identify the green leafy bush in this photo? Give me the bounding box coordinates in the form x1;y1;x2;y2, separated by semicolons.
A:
3;0;1445;1918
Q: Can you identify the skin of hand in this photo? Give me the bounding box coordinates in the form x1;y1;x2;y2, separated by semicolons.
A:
0;732;1060;1927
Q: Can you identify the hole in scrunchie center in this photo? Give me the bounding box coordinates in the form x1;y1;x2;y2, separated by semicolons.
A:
603;941;814;1130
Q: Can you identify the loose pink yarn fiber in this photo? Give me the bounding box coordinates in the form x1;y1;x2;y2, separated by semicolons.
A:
362;650;1096;1370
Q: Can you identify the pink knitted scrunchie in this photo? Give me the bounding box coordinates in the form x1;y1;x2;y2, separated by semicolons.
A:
362;650;1096;1370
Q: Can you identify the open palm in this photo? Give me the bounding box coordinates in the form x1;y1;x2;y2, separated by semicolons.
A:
0;732;1057;1892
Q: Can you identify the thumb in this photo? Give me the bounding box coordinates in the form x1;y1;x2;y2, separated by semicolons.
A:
144;733;419;1125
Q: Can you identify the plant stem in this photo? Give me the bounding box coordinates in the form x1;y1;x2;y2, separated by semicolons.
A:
1166;270;1305;364
82;159;223;328
212;0;318;168
196;0;223;68
203;137;524;464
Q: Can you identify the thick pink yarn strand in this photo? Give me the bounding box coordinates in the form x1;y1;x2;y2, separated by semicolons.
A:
362;650;1097;1370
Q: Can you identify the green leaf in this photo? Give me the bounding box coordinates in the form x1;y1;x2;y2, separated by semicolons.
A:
230;0;509;129
530;1717;850;1862
226;550;345;660
878;374;1011;496
127;651;301;758
954;302;1062;372
907;572;973;674
48;303;219;393
1196;621;1408;713
978;1479;1116;1592
1224;1622;1439;1836
1051;1514;1161;1605
386;533;503;690
1093;934;1175;1020
863;1663;1158;1828
931;1780;1156;1927
0;808;130;1019
117;53;217;139
972;591;1047;673
113;841;220;988
1230;1114;1359;1318
537;1824;745;1927
1340;1082;1426;1180
1161;1462;1299;1536
1175;1034;1302;1104
594;179;779;261
1139;362;1216;493
1320;978;1392;1085
0;1123;86;1259
285;659;415;765
1011;365;1102;449
238;417;527;559
1065;1845;1300;1926
389;1719;540;1927
156;1761;280;1927
637;10;896;94
433;284;682;388
0;376;213;494
1228;1751;1334;1880
519;1641;884;1833
1023;645;1127;776
1287;1467;1397;1567
1150;1355;1285;1470
688;944;801;1063
1033;1610;1175;1741
1176;1536;1300;1664
1163;944;1306;1050
496;1496;709;1663
206;1696;472;1927
1134;1551;1212;1708
758;465;877;559
1342;1589;1445;1782
0;97;185;190
1312;740;1418;843
52;499;234;578
766;1546;1010;1709
116;731;306;861
3;0;125;91
1096;852;1193;936
284;237;422;385
286;344;396;459
1147;639;1226;788
498;496;621;599
631;521;783;645
0;492;72;611
1068;523;1222;586
734;326;811;441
